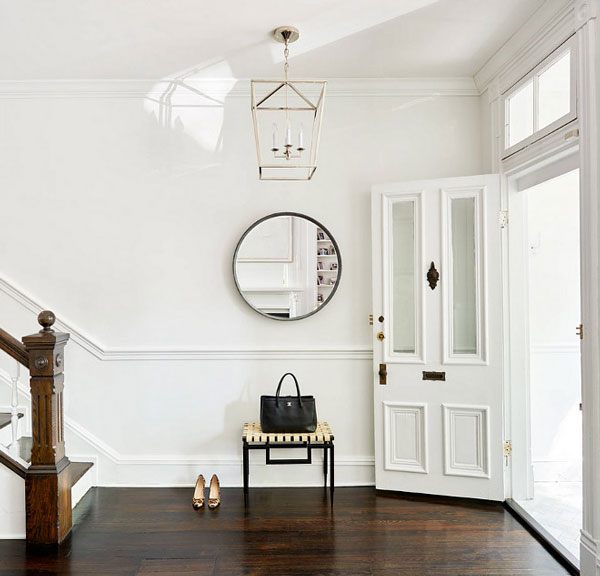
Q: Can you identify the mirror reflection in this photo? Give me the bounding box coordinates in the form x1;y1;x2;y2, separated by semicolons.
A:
234;213;341;320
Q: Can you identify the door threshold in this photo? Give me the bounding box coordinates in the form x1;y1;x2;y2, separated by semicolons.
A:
504;498;579;575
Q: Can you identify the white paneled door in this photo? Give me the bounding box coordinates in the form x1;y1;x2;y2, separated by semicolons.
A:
371;175;504;500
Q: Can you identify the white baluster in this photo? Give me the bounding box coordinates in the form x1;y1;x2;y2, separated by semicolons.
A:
9;360;20;454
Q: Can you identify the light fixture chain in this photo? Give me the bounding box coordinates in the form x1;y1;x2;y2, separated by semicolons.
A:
284;38;289;133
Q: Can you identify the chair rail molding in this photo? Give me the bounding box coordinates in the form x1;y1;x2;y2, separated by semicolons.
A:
0;275;371;361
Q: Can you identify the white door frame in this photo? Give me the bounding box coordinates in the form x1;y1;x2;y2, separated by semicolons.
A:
485;1;598;571
501;140;580;502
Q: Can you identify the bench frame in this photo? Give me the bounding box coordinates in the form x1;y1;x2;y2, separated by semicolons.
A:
242;437;334;504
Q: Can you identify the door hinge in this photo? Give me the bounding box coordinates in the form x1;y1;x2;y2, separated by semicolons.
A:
576;324;583;340
503;440;512;457
499;211;508;229
369;314;373;326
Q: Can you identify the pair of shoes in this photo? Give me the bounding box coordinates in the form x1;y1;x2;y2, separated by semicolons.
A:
192;474;220;510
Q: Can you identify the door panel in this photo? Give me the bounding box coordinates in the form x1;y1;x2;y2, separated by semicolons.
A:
372;175;503;500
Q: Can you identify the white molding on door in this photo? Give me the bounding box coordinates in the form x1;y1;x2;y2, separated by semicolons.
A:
0;274;371;361
441;186;488;366
443;404;490;479
381;190;426;364
383;402;428;474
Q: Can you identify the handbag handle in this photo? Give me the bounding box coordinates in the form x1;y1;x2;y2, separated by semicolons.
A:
275;373;303;407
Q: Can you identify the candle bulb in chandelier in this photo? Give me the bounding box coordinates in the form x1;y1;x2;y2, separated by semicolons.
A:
271;123;279;152
285;122;292;148
298;124;305;152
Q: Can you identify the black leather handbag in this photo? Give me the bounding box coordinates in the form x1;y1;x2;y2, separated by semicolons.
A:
260;373;317;433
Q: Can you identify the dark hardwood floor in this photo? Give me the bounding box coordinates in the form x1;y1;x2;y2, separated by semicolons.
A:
0;487;568;575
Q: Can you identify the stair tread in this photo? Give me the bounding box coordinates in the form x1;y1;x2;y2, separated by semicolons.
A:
69;461;94;487
0;412;24;431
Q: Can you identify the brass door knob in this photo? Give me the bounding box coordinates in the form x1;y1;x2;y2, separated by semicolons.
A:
377;331;385;341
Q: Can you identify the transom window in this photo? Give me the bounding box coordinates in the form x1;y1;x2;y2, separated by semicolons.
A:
503;40;576;157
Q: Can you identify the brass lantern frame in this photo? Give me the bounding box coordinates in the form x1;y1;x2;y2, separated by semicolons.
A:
250;27;327;181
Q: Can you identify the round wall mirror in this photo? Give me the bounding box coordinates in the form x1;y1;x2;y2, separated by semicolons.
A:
233;212;342;320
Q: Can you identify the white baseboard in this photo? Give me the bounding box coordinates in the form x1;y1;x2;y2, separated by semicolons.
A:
0;531;25;539
94;455;375;488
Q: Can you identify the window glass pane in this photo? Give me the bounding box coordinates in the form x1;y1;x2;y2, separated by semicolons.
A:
451;197;477;355
538;51;571;130
508;79;534;147
392;201;415;354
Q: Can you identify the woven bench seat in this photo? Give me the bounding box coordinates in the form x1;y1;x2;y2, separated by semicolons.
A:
242;421;335;504
242;422;333;444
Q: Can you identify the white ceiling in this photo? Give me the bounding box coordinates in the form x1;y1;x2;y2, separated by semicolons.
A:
0;0;547;81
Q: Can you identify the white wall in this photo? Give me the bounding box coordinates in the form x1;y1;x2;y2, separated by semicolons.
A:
0;81;483;487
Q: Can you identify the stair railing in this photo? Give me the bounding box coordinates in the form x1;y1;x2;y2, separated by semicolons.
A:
9;359;21;457
0;326;30;462
0;310;76;544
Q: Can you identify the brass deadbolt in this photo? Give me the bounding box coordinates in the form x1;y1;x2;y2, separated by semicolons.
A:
377;331;385;341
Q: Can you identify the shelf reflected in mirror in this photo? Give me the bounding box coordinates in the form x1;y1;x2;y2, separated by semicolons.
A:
233;213;342;320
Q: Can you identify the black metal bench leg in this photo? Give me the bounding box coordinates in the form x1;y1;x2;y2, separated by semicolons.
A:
330;442;334;505
323;446;328;488
243;442;249;505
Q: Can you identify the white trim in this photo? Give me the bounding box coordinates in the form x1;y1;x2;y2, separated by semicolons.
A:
0;532;26;539
575;5;600;574
442;404;491;479
0;274;371;361
502;119;579;175
0;77;479;100
383;402;428;474
475;1;576;93
501;38;578;158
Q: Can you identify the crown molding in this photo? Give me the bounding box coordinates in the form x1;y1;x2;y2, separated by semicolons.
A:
475;0;575;94
0;275;372;361
0;77;479;100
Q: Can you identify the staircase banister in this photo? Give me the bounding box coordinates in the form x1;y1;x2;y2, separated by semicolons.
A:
0;326;29;367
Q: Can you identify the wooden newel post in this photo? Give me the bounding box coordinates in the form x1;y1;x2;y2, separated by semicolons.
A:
22;310;72;544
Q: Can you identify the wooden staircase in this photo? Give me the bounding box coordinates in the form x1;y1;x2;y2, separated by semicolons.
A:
0;311;93;544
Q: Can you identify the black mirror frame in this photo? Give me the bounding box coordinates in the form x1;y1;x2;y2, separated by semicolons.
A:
233;212;342;321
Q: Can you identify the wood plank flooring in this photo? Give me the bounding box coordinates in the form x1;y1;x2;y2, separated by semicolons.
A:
0;487;568;575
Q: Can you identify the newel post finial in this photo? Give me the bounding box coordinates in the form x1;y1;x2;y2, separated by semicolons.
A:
38;310;56;333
